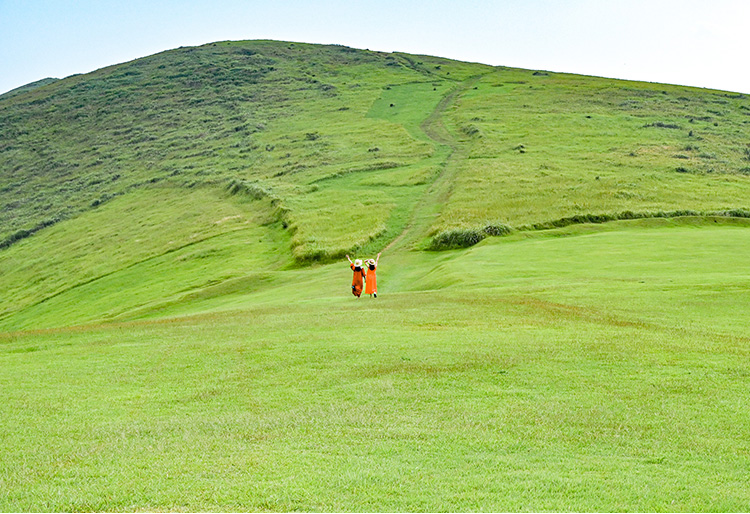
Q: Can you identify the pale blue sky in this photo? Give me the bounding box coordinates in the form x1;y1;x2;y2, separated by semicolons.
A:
1;0;748;95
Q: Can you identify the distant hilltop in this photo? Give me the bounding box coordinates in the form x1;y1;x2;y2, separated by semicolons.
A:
2;39;750;260
0;77;60;100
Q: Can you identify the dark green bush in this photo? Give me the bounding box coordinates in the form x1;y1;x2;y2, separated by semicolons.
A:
483;223;512;236
644;121;681;129
715;208;750;218
429;228;486;250
429;222;512;251
0;217;61;250
461;125;480;137
428;208;750;252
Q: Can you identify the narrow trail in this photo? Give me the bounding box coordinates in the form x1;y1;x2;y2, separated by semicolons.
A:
382;74;486;254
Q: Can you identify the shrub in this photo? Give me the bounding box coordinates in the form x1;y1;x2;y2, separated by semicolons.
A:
716;208;750;218
0;217;61;250
460;125;480;137
429;228;486;250
483;223;512;236
429;209;750;253
428;223;512;251
644;121;681;129
666;209;700;217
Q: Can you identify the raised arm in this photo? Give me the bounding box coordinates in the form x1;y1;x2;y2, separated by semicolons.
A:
346;254;353;264
375;252;381;265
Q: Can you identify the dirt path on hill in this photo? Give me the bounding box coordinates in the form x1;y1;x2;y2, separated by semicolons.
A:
382;74;485;253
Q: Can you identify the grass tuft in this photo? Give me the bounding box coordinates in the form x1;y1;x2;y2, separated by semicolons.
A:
226;179;274;201
429;222;513;250
429;227;486;250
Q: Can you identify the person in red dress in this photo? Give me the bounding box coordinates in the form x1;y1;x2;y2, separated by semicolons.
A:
345;255;366;298
364;252;381;298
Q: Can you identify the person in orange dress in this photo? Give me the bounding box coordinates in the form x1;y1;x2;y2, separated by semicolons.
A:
346;255;367;298
364;252;381;298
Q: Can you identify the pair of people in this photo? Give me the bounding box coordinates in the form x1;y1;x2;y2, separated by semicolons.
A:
346;253;380;298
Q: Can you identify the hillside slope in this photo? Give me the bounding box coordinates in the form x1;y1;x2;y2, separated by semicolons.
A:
2;40;750;329
435;70;750;240
0;41;486;255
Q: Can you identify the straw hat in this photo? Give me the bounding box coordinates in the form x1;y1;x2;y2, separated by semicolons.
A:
354;259;363;267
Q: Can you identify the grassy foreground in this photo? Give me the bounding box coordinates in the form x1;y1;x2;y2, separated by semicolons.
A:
2;220;749;512
3;39;750;512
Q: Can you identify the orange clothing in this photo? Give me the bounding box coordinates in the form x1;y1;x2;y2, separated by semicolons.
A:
365;264;377;294
350;263;366;297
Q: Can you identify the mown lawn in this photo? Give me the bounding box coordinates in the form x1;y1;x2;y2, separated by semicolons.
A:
2;221;749;512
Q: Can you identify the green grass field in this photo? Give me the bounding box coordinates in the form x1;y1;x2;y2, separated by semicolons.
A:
2;40;750;511
2;221;750;511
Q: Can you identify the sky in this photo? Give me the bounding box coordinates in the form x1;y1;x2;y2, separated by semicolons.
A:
1;0;748;95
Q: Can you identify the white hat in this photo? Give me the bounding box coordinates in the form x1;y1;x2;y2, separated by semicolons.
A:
354;259;362;267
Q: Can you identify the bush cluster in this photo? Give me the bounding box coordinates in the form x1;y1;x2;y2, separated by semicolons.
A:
522;210;702;231
429;209;750;251
643;121;681;129
429;222;512;250
0;217;60;250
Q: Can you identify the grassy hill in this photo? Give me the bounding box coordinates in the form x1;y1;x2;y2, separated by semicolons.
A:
2;40;750;511
3;40;749;256
2;39;750;328
0;41;484;257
